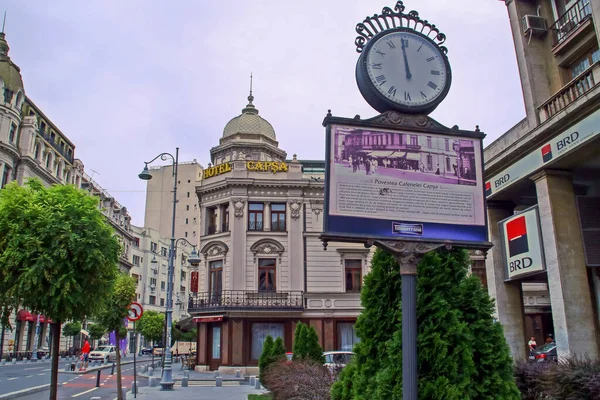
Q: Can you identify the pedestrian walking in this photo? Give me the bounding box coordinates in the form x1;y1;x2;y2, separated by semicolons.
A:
365;158;371;175
528;336;537;353
81;337;91;371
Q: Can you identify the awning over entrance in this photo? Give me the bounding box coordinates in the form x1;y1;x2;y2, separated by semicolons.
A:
366;151;395;158
405;152;421;161
17;310;34;322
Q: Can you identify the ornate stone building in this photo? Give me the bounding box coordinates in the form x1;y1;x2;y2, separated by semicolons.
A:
186;92;369;372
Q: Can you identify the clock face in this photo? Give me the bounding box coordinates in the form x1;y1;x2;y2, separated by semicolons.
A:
363;30;450;111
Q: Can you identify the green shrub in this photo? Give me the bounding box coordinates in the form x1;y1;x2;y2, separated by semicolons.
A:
258;335;274;384
292;322;308;361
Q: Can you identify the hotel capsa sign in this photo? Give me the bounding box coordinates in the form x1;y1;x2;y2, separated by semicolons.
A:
203;161;289;179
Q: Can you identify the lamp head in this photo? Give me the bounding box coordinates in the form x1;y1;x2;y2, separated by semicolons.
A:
188;248;201;267
138;164;152;180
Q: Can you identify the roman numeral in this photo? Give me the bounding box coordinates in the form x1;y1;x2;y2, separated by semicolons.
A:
427;56;435;62
417;44;423;52
404;91;411;101
376;49;386;57
375;75;387;85
386;40;396;49
428;81;438;90
420;91;427;99
372;63;382;69
388;86;397;97
431;70;440;75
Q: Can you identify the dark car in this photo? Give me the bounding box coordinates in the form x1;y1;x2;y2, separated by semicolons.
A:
529;342;557;362
140;346;154;356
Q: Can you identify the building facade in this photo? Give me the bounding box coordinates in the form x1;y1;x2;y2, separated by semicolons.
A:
180;93;368;373
486;0;600;360
0;31;135;357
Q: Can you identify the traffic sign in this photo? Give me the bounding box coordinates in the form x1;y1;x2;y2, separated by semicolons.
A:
128;302;143;321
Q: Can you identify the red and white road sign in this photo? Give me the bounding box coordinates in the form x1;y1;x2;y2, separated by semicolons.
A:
128;302;144;321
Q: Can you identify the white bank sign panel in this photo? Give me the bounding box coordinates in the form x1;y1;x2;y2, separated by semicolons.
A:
485;108;600;198
499;206;545;281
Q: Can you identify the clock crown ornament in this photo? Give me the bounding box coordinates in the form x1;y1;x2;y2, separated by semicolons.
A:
355;1;447;54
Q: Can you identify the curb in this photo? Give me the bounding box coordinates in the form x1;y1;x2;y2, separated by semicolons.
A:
62;359;152;374
0;384;50;400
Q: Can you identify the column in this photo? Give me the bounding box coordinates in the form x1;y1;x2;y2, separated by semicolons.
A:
263;202;270;231
196;323;207;367
485;201;527;360
215;206;221;233
591;0;600;44
532;170;598;359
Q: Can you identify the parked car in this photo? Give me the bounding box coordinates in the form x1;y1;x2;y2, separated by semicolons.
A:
89;345;117;363
529;342;557;362
140;346;153;356
324;351;354;370
152;346;164;356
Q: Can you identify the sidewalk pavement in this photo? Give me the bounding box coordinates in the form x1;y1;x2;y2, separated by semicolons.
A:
131;384;269;400
138;366;246;381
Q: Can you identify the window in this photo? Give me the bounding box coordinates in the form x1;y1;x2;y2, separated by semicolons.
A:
208;207;217;234
161;281;166;291
338;322;360;351
150;278;157;286
149;296;156;305
187;180;191;183
258;259;276;291
445;139;450;151
186;205;189;211
132;255;140;265
249;203;264;231
8;123;16;143
222;205;229;232
185;232;188;238
180;285;186;294
345;259;362;293
426;136;432;149
209;260;223;294
570;47;599;79
446;157;451;172
1;166;9;189
271;204;286;231
185;218;189;225
180;271;187;281
160;298;165;307
251;323;284;360
133;238;140;247
187;192;190;198
193;231;197;237
410;135;418;146
151;242;158;253
161;247;168;257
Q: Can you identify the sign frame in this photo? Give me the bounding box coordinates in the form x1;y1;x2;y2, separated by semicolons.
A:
127;302;144;322
321;111;492;250
499;205;547;282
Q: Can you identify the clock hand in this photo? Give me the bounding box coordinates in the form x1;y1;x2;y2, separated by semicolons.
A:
401;39;412;80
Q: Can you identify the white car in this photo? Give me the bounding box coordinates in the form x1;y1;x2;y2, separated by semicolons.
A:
89;346;117;363
324;351;354;370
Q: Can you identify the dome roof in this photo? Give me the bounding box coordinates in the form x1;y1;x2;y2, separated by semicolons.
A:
0;33;24;92
222;93;276;140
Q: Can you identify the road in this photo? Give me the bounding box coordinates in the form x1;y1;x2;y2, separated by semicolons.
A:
0;357;152;400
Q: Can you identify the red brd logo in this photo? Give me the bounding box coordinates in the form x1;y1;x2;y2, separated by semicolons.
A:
506;216;528;257
485;181;492;197
541;144;552;163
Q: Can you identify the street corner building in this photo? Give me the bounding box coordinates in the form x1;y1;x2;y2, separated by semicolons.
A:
164;92;369;374
0;31;135;358
487;0;600;361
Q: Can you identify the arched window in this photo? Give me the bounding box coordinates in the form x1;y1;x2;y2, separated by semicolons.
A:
14;91;23;109
34;144;40;160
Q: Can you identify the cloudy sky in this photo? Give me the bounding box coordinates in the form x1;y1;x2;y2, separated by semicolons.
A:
5;1;524;226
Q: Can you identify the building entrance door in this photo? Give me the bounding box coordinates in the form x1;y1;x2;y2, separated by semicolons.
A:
207;324;221;371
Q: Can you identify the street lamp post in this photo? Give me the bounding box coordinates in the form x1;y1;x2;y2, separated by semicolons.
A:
139;148;179;390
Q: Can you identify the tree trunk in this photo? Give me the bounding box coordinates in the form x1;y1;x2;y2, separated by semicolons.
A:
115;331;123;400
49;321;61;400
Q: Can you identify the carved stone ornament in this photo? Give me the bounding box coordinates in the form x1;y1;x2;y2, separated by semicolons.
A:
373;240;451;275
200;240;229;259
232;198;246;219
288;201;302;220
250;239;285;256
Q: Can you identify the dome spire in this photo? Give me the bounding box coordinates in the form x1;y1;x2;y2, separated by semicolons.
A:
242;72;258;115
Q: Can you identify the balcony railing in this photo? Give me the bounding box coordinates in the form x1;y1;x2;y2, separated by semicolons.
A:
221;222;229;232
550;0;592;46
38;128;75;164
538;61;600;122
188;290;304;312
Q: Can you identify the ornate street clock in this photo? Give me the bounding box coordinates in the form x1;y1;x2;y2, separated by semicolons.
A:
355;2;452;115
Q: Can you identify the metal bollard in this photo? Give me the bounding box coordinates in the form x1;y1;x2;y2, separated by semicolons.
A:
148;367;153;376
1;360;5;366
255;378;261;390
11;359;16;364
64;363;70;371
96;370;101;387
235;369;241;378
181;377;188;387
249;376;256;387
131;381;137;396
183;370;189;379
149;377;157;387
216;377;222;387
214;370;220;378
111;362;115;375
121;388;126;400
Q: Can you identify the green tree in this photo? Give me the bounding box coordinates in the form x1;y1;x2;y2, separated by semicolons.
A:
88;324;106;349
332;248;520;400
0;179;120;400
62;322;82;353
292;322;308;361
137;310;164;363
258;335;275;384
271;336;286;361
306;326;325;364
94;274;137;400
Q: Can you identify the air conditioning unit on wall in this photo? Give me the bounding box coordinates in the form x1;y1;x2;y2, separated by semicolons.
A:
150;284;156;292
522;14;547;37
